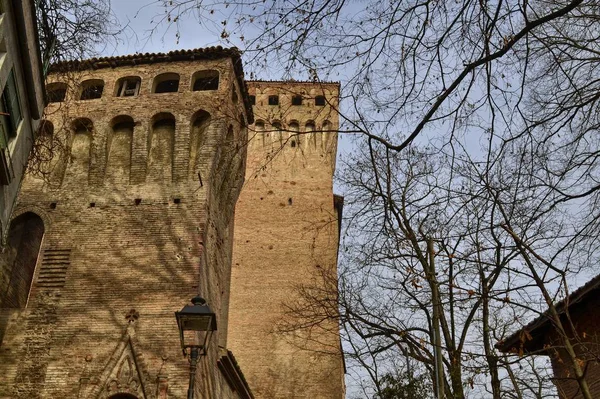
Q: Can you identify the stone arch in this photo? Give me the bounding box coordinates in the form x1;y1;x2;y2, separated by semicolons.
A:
108;395;139;399
321;120;332;147
1;212;44;308
34;120;55;175
106;115;134;185
152;73;180;93
10;205;51;231
191;70;219;91
253;119;265;146
189;110;211;176
64;118;93;185
304;120;316;147
226;124;234;144
288;120;300;148
46;82;67;103
80;79;104;100
271;120;282;145
147;113;175;183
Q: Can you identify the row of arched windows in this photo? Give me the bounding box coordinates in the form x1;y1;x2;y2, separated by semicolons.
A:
46;70;221;103
38;110;216;185
249;94;327;107
254;119;333;132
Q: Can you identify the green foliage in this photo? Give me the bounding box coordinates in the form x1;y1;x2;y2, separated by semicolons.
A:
374;372;431;399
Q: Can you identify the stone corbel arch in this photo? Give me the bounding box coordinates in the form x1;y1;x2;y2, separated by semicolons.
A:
85;315;164;399
4;205;52;246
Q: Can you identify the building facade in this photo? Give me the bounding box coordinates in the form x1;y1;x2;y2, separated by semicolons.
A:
0;49;344;398
228;81;345;398
0;0;46;309
497;274;600;398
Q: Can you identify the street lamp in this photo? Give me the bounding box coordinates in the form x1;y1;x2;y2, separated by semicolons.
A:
175;296;217;399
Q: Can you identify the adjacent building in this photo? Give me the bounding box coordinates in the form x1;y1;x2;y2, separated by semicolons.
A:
0;0;46;310
497;274;600;398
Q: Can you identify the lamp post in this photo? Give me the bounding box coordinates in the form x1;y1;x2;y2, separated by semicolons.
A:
175;296;217;399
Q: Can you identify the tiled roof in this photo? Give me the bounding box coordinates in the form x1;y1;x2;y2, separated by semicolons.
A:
496;273;600;353
248;80;340;85
49;47;254;123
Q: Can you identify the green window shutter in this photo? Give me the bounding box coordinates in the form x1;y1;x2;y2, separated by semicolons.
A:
0;122;7;149
2;70;22;139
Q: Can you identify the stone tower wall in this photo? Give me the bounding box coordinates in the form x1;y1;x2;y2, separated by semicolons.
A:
228;81;346;398
0;57;249;399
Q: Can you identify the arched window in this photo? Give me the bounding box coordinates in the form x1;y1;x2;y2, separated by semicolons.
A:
64;118;93;183
271;121;282;135
190;110;211;175
192;70;219;91
288;121;300;148
46;82;67;103
115;76;141;97
153;73;180;93
1;212;44;308
315;95;326;106
289;121;300;132
226;124;234;144
305;121;316;132
106;115;134;185
80;79;104;100
254;120;265;132
148;113;175;182
37;119;54;137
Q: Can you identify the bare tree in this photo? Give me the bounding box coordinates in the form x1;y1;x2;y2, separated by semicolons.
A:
26;1;125;180
149;0;600;397
36;0;122;67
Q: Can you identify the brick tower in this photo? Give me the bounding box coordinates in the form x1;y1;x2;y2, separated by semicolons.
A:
228;81;346;398
0;48;254;398
0;49;345;399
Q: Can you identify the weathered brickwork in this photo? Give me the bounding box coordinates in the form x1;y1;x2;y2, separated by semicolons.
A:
228;81;346;398
544;297;600;399
0;51;345;399
0;51;250;398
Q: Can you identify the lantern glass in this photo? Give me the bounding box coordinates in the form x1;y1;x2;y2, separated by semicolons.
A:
175;296;217;356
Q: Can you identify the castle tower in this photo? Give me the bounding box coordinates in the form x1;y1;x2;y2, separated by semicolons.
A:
228;81;346;398
0;48;254;398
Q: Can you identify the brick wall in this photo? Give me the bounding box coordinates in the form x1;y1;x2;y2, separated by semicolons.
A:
228;81;346;398
0;57;249;398
542;295;600;398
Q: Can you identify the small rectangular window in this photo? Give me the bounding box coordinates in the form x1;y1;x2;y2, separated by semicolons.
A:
249;95;256;105
118;78;140;97
155;80;179;93
1;70;22;139
80;84;104;100
268;95;279;106
315;95;326;106
193;77;218;91
48;88;66;103
292;95;302;106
